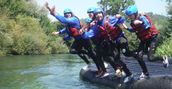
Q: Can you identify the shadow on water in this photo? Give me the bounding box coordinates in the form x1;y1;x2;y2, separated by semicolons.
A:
0;54;112;89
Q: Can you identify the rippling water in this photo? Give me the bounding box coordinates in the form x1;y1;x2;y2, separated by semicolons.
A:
0;54;112;89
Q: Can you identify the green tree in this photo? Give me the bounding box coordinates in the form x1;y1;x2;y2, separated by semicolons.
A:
166;5;172;38
166;0;172;4
156;38;172;57
97;0;135;14
155;0;172;56
0;0;68;56
165;0;172;37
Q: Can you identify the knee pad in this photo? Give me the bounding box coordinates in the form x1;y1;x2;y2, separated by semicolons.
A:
133;51;143;60
122;49;126;54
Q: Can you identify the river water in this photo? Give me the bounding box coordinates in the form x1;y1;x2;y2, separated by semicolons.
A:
0;54;112;89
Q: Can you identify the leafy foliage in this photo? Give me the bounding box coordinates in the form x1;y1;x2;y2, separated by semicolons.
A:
156;38;172;57
0;0;68;56
155;1;172;56
97;0;135;14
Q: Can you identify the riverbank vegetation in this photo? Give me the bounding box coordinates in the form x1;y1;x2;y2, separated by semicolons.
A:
0;0;68;56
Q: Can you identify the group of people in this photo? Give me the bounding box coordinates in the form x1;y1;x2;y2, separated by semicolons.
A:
45;2;169;83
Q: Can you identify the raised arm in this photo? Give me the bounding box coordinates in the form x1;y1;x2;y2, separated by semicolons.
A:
54;15;78;24
44;2;57;16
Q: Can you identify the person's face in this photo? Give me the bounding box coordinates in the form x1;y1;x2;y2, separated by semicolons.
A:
64;13;72;18
128;14;135;20
87;12;94;19
95;12;104;21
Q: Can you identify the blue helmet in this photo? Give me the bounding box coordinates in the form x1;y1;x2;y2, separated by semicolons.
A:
64;8;72;14
125;5;138;16
87;7;96;13
85;18;92;23
93;8;104;15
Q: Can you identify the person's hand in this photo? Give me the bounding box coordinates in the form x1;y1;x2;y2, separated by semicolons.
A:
115;14;121;18
50;5;56;16
44;2;51;11
106;15;110;18
105;15;109;23
134;20;143;25
79;29;84;34
52;32;59;35
44;2;48;8
122;23;128;29
79;27;85;35
51;6;55;13
90;20;96;27
44;2;56;16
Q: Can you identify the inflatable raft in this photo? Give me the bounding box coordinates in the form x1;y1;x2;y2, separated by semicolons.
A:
80;57;172;89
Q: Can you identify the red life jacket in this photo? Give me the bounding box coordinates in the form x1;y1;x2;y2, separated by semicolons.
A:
92;16;123;44
130;14;158;41
97;22;123;41
67;27;80;36
66;16;82;37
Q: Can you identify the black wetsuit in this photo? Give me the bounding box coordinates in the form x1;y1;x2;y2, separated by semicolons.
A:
117;35;148;75
92;36;108;72
137;35;164;62
70;38;101;70
93;36;132;76
108;38;132;76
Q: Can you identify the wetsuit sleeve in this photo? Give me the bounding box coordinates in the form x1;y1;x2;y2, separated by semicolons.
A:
54;14;78;25
108;16;125;26
82;25;97;39
63;35;72;40
118;16;126;24
108;16;118;26
59;28;67;34
127;27;135;32
82;29;95;39
140;16;151;30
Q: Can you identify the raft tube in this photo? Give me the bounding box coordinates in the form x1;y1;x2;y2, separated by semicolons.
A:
80;57;172;89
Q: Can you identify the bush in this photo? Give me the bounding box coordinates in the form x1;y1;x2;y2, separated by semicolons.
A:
156;37;172;57
0;11;68;56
